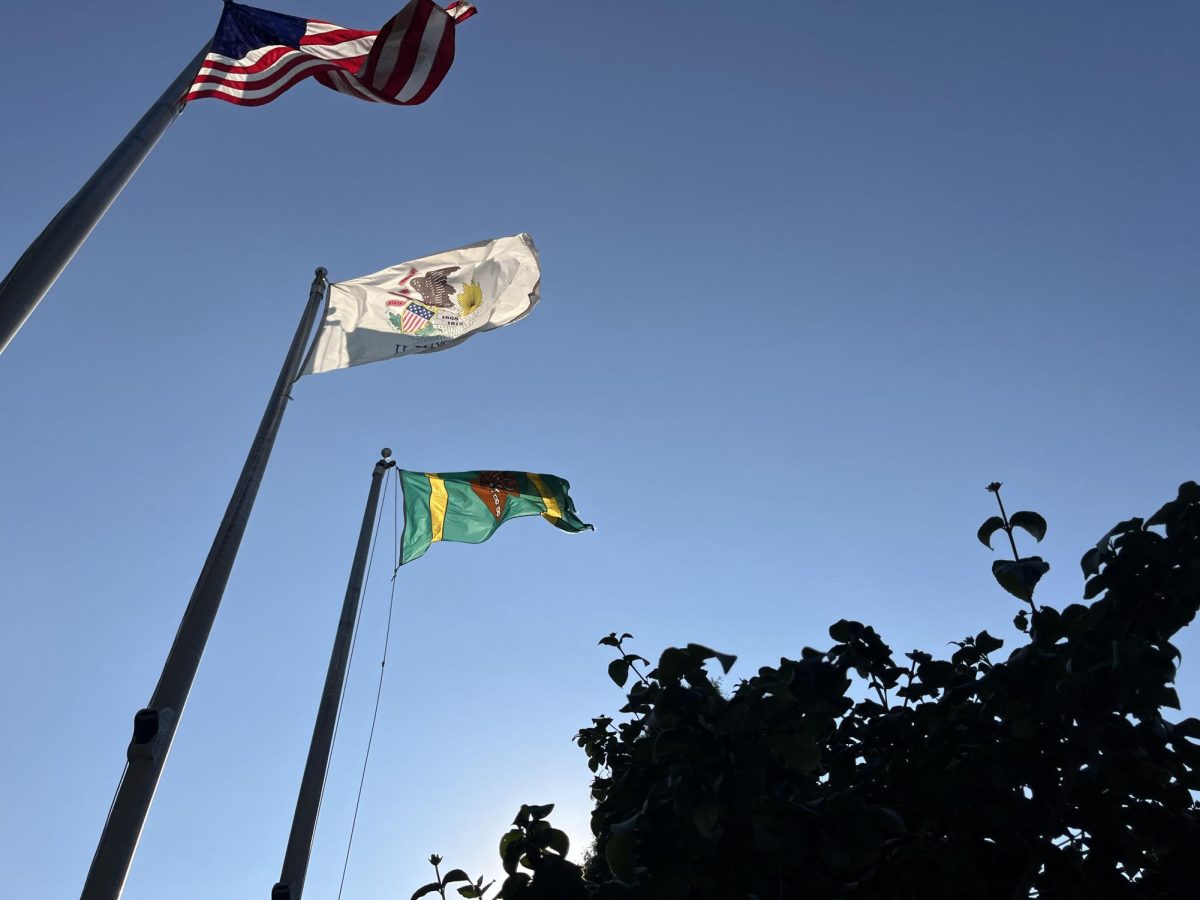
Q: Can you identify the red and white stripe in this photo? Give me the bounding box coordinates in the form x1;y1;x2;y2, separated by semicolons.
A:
186;1;476;107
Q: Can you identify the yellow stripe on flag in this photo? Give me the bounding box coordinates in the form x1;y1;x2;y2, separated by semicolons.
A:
428;474;448;542
528;473;561;523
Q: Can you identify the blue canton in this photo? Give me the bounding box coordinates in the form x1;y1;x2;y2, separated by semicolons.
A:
212;2;306;59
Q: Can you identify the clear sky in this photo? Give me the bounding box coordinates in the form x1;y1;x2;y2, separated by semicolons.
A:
2;2;1198;897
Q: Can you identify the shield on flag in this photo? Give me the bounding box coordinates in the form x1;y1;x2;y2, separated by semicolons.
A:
395;301;435;334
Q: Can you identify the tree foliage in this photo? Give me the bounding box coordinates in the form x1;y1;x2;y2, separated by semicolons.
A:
416;483;1200;899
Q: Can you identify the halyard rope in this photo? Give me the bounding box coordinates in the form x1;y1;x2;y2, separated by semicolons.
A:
336;466;401;900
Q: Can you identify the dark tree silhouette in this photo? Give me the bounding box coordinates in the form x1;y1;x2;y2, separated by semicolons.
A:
416;482;1200;900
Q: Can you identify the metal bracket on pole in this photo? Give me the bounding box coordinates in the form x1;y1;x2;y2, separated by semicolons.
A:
80;268;329;900
126;708;176;763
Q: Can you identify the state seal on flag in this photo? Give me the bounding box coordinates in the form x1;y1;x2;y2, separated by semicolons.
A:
300;234;541;376
384;263;464;336
388;301;435;335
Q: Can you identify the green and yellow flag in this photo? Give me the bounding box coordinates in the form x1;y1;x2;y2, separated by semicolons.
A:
399;470;592;564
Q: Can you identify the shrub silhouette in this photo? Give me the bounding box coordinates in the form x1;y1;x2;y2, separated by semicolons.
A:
416;483;1200;899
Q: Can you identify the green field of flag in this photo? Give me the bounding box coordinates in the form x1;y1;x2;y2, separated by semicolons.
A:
399;470;592;564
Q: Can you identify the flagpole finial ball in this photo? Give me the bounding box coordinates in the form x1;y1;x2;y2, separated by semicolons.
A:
315;267;327;280
381;448;392;459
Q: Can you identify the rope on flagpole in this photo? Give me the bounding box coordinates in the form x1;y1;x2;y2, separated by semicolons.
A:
320;466;394;855
336;467;402;900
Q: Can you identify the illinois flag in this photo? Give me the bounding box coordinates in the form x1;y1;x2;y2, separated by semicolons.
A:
302;234;540;375
187;0;476;106
399;470;592;564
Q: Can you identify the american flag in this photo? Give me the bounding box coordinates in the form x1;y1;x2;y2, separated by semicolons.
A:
186;0;476;107
399;302;435;335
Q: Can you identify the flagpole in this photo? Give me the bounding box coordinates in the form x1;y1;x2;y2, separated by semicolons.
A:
80;266;329;900
272;450;396;900
0;42;210;356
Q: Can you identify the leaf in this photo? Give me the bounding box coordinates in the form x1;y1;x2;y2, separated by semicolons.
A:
975;630;1004;655
500;873;530;896
607;658;630;688
499;830;523;875
1111;516;1144;536
1009;511;1047;542
686;643;737;673
951;643;981;666
1080;546;1106;578
992;557;1050;602
977;516;1006;550
918;660;955;688
1033;606;1062;642
1146;499;1174;528
1081;518;1142;576
458;888;481;899
655;647;692;681
546;828;570;856
527;803;554;821
605;834;636;882
829;620;860;643
1174;718;1200;739
411;884;441;900
1060;604;1088;626
1083;575;1107;600
598;633;621;648
442;870;470;886
610;812;640;836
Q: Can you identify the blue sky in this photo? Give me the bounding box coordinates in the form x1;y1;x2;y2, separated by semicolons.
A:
1;1;1198;897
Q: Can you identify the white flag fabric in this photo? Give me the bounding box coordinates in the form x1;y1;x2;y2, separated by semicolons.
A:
301;234;540;375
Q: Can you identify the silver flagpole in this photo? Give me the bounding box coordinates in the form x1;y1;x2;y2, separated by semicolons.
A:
272;450;396;900
0;42;210;356
80;267;329;900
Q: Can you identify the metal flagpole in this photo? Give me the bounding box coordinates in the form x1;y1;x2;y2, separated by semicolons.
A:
80;267;329;900
272;450;397;900
0;42;210;356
